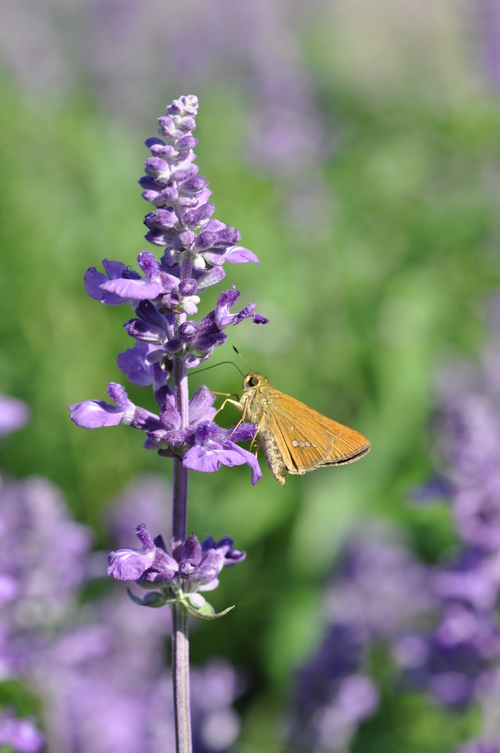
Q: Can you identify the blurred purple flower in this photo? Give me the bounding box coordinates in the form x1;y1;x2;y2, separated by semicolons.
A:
288;623;378;752
0;709;45;753
0;396;30;438
393;298;500;714
326;525;433;638
287;525;430;751
477;0;500;91
0;475;93;674
454;743;500;753
395;602;500;707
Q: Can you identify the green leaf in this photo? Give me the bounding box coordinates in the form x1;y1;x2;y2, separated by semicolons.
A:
181;595;235;620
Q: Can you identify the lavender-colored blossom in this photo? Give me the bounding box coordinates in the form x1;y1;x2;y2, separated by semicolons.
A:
0;710;45;753
0;395;30;438
190;659;243;753
431;324;500;553
139;97;257;271
84;259;142;306
108;524;245;597
121;285;265;369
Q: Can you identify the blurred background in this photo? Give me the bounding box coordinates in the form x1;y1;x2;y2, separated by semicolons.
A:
1;0;500;751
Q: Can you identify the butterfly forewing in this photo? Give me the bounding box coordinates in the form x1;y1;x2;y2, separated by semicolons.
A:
266;389;370;472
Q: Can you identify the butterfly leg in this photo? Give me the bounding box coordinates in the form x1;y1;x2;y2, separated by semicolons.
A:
212;393;243;419
249;414;265;452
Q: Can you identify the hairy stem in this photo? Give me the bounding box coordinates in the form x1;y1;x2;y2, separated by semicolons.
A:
171;347;192;753
172;600;191;753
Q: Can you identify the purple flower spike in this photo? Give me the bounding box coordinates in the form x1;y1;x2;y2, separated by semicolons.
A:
72;96;268;467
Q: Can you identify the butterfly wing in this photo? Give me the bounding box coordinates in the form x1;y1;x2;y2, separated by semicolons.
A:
264;389;370;476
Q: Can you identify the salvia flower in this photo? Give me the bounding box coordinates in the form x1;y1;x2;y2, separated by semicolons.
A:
108;524;245;618
70;95;268;485
70;95;262;748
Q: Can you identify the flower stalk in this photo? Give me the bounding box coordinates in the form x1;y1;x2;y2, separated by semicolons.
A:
172;602;192;753
172;349;191;753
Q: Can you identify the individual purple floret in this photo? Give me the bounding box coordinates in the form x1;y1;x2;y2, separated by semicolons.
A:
0;710;45;753
181;421;261;486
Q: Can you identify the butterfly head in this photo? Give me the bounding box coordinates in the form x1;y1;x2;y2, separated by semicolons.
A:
242;371;265;393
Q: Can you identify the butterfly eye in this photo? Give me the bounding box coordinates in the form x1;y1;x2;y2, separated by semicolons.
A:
249;376;259;387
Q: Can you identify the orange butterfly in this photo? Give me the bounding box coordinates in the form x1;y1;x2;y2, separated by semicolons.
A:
226;370;370;485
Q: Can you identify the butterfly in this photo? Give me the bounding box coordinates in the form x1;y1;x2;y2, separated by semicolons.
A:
225;371;370;485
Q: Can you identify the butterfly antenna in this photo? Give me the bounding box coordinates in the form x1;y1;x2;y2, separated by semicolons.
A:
194;360;244;377
232;345;252;372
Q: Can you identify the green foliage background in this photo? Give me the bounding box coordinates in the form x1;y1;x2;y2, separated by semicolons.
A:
1;6;500;750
